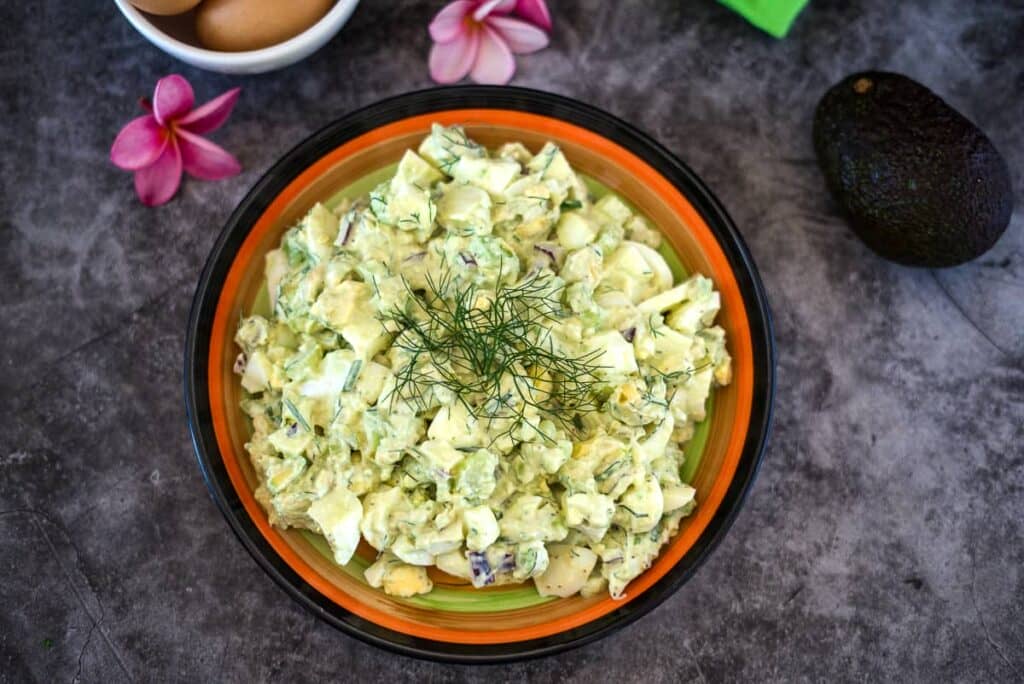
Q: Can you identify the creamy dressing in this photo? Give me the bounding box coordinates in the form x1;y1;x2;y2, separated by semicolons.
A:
235;125;732;599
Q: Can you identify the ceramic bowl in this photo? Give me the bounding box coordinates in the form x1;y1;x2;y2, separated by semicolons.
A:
112;0;360;74
185;87;775;662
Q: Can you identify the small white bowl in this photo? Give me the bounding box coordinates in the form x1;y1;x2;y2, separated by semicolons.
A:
113;0;360;74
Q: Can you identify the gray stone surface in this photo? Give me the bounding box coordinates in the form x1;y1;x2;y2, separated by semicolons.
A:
1;0;1022;681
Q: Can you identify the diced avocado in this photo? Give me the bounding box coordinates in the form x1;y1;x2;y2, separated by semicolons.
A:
303;203;340;250
451;157;521;196
395;149;445;187
264;455;307;495
264;249;290;311
418;124;485;173
499;495;568;543
594;194;633;225
454;449;499;501
527;143;573;181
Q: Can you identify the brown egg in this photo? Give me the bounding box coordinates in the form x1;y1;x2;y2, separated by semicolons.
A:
130;0;202;15
196;0;335;52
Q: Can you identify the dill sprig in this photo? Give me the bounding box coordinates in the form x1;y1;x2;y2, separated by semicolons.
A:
380;265;606;443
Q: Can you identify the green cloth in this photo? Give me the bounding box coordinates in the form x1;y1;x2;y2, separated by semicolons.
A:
719;0;809;38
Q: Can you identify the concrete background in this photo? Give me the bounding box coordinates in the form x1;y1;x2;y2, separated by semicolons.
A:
1;1;1022;681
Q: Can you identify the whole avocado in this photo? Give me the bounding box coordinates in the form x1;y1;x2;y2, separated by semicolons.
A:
813;71;1013;267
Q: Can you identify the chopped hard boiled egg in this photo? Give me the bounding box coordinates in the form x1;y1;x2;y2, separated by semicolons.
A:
235;124;731;600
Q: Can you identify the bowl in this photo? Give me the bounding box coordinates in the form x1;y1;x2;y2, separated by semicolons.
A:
185;87;775;662
113;0;360;74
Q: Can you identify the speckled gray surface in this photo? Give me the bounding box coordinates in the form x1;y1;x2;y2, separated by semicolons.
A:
1;1;1022;681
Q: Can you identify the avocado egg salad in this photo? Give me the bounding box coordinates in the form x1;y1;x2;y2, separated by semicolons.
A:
234;125;732;600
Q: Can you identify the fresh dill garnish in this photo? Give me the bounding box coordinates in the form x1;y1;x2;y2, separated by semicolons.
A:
283;398;311;432
379;264;606;443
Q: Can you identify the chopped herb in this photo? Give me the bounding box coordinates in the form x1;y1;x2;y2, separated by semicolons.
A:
648;315;663;338
368;195;387;220
283;398;311;433
343;360;363;392
620;504;648;518
541;145;558;175
595;460;625;481
560;199;583;211
379;263;606;443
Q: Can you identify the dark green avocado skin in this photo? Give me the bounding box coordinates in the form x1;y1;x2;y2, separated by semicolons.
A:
813;71;1013;267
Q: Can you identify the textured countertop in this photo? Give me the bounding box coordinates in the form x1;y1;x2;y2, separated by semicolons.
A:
2;1;1022;681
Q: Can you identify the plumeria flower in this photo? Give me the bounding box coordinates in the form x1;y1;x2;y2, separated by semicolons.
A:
429;0;552;85
110;75;241;206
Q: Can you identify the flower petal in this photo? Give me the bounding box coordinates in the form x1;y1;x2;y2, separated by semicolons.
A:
470;25;515;85
152;74;195;126
429;27;481;84
177;128;242;180
429;0;473;43
473;0;516;21
486;15;549;54
513;0;551;31
177;88;241;135
110;114;167;170
133;137;182;206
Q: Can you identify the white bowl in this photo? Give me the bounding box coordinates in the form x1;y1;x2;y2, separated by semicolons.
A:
113;0;360;74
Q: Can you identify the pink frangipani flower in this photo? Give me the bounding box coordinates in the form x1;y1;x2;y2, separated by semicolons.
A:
110;75;241;206
429;0;551;85
514;0;551;31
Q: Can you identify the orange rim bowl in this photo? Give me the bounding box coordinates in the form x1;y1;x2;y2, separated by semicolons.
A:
184;86;775;662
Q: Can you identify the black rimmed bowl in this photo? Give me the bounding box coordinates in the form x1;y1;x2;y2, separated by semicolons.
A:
185;86;774;662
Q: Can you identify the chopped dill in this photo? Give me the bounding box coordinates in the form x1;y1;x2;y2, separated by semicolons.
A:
620;504;648;518
283;398;311;433
343;360;363;392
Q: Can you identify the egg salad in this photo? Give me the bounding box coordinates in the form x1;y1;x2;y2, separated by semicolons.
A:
234;124;732;600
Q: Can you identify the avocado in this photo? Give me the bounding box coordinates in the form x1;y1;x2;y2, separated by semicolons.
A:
813;71;1013;267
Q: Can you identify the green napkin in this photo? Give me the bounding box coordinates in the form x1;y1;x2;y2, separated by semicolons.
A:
719;0;809;38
